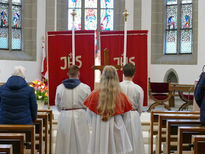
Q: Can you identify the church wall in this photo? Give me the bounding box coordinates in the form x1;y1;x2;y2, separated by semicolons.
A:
0;0;46;82
1;0;204;85
141;0;204;84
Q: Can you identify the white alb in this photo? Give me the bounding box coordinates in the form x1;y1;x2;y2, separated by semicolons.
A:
55;83;91;154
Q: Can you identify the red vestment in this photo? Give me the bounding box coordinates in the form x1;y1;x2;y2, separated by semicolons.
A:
84;90;133;116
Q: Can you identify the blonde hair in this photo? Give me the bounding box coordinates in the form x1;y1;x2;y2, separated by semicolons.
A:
12;66;26;79
97;66;121;121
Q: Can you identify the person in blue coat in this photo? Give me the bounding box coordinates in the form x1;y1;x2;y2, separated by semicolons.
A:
0;66;37;124
194;72;205;125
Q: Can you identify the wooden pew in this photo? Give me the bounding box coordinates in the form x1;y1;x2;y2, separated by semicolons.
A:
37;112;48;154
0;144;13;154
157;114;200;154
192;135;205;154
34;119;43;154
178;127;205;154
166;119;201;154
0;133;24;154
150;111;199;154
38;109;53;154
0;125;35;154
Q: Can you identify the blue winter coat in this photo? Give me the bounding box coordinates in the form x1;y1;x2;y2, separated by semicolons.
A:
194;72;205;125
0;76;37;124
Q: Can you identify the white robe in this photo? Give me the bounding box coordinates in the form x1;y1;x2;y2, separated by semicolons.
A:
55;83;91;154
120;80;145;154
87;109;133;154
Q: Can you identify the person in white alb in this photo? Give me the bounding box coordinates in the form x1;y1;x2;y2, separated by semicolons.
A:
84;66;133;154
120;63;145;154
55;65;91;154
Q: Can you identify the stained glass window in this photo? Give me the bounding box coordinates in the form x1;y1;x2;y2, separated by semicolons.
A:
0;4;8;27
166;6;177;30
165;31;177;54
100;0;114;30
180;30;192;53
68;0;114;31
101;0;114;8
85;0;97;8
181;4;192;29
167;0;177;5
0;0;22;50
11;0;22;50
181;0;192;4
0;0;8;3
0;28;8;48
12;28;21;49
165;0;193;54
12;5;21;28
0;0;8;49
85;9;97;30
68;9;81;30
85;0;97;30
12;0;21;5
69;0;81;8
68;0;82;30
100;9;113;30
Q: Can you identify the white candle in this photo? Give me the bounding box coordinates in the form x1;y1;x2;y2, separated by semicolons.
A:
71;9;76;65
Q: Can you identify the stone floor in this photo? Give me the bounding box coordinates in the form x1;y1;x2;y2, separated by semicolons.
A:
49;97;190;154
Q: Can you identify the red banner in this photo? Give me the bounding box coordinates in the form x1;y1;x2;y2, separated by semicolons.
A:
100;30;148;106
48;30;95;106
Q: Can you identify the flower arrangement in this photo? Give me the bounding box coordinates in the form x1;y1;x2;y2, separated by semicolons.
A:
30;80;48;102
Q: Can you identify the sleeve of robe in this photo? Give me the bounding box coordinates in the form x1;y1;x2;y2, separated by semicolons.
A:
137;86;144;116
55;84;64;111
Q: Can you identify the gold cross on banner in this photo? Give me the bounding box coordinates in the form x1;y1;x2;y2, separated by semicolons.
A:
92;48;122;71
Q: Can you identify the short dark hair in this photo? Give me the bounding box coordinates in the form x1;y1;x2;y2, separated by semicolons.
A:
68;65;79;78
123;63;136;77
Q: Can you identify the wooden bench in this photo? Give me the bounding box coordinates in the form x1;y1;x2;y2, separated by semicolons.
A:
178;127;205;154
37;112;48;154
0;133;24;154
157;114;200;154
34;119;43;154
192;135;205;154
150;111;199;154
38;109;53;154
0;144;13;154
0;125;35;154
166;119;201;154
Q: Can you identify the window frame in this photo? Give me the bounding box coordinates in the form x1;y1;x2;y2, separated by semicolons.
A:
151;0;198;65
164;0;193;55
0;0;37;61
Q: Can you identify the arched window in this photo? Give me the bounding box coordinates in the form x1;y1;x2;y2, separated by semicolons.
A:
165;0;193;54
0;0;22;50
68;0;114;31
164;69;179;83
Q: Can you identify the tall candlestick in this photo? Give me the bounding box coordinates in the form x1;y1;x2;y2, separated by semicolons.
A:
71;8;76;65
123;9;129;66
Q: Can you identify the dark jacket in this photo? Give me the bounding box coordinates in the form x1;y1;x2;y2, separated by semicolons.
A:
194;72;205;125
0;76;37;124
